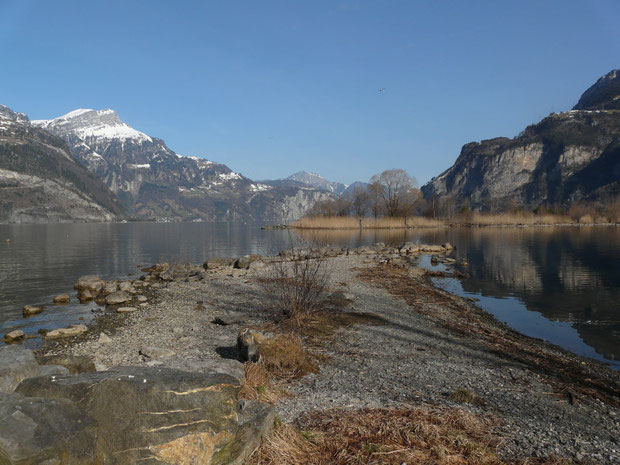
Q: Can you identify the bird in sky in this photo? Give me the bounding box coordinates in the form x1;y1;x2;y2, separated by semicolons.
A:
378;88;385;92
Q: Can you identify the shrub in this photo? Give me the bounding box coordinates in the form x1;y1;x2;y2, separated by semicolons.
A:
258;248;332;319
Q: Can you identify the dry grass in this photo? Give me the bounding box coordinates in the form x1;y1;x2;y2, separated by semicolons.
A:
258;332;320;380
465;212;574;226
239;362;289;404
248;407;506;465
292;216;445;229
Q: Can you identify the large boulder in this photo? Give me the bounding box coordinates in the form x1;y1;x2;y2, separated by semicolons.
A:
0;345;40;394
13;366;269;465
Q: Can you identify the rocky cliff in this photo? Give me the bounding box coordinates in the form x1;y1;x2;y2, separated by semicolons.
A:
0;105;124;223
422;70;620;211
34;110;331;222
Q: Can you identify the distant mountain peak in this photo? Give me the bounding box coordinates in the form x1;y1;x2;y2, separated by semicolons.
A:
33;108;152;143
573;69;620;111
286;171;348;194
0;104;29;125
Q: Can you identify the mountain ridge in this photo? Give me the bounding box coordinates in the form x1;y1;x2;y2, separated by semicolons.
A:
33;109;331;222
0;105;125;223
421;70;620;212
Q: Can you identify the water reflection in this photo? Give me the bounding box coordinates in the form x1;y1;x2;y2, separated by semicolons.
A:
1;223;618;366
298;226;620;367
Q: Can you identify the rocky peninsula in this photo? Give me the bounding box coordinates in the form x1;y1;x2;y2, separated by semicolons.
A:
1;243;619;464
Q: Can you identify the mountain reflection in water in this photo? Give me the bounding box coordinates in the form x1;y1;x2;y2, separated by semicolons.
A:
298;226;620;367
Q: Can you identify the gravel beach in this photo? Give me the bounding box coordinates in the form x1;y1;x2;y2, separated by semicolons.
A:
43;247;620;464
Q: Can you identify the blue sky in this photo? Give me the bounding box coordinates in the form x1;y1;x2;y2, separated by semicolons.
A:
1;1;618;185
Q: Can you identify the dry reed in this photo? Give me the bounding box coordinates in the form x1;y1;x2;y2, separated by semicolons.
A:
291;216;445;229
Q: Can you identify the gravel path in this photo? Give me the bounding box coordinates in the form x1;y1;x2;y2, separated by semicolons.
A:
50;251;620;464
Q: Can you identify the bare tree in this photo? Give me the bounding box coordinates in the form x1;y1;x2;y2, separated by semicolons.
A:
368;182;384;218
369;169;418;217
351;186;369;217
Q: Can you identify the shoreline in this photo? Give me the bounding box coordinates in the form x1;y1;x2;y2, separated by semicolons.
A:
35;244;620;464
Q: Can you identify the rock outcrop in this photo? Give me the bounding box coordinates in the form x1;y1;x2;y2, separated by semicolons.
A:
422;70;620;211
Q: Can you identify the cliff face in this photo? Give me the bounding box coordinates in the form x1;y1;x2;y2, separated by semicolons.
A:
0;105;124;223
422;70;620;211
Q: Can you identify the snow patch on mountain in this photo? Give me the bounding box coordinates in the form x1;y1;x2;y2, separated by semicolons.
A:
33;109;153;143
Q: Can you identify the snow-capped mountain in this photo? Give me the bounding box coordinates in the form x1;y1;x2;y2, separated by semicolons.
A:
0;105;124;223
33;109;330;221
285;171;348;195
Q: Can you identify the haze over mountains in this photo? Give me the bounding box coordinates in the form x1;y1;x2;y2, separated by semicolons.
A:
422;70;620;211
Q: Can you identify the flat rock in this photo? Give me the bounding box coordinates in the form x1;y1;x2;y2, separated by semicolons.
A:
116;306;137;313
43;325;87;340
0;346;40;394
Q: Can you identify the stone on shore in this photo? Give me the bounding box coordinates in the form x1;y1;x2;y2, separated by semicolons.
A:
42;324;87;340
77;288;93;302
4;330;25;343
74;275;106;294
105;291;132;305
52;294;70;304
116;306;137;313
101;282;118;296
21;305;44;317
0;345;40;394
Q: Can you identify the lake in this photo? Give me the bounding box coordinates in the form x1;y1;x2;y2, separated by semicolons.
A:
1;223;618;369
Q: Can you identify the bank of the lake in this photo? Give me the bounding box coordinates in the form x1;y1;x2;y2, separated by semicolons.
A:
34;244;620;464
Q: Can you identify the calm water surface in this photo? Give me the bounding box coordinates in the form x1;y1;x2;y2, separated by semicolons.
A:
1;223;618;369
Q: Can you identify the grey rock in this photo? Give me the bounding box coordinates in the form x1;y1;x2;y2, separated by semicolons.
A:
0;392;94;464
36;355;96;374
0;346;39;394
14;366;256;465
38;365;70;377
